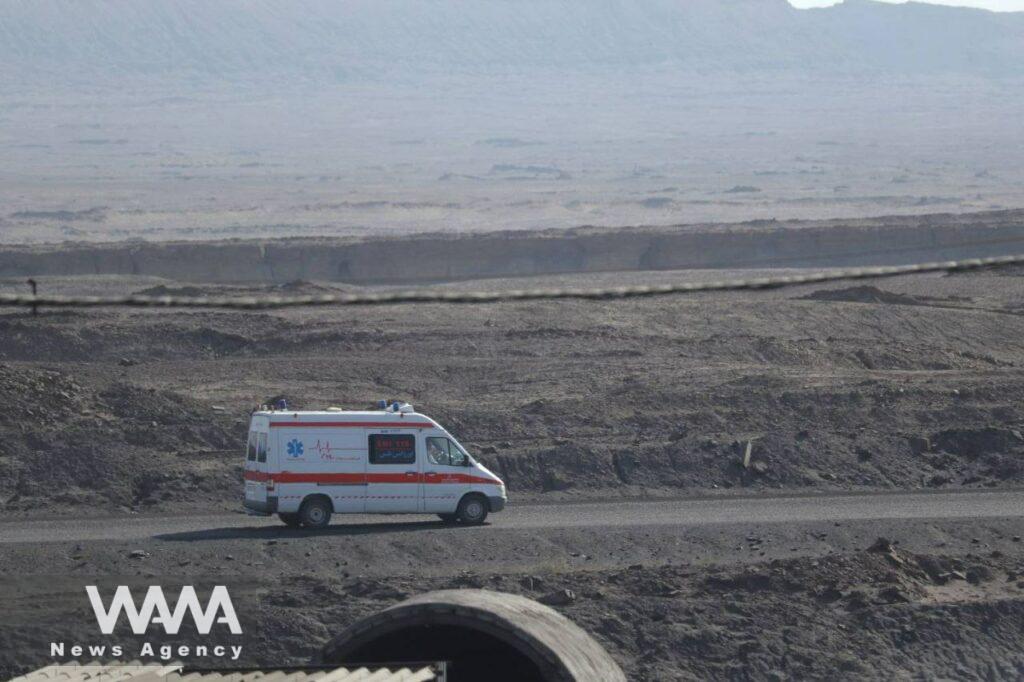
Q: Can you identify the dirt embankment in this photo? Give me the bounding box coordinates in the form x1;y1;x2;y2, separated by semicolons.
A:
4;538;1023;680
4;264;1024;515
0;363;242;514
2;210;1024;285
4;356;1024;515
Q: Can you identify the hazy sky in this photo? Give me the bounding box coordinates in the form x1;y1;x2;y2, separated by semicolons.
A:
790;0;1024;10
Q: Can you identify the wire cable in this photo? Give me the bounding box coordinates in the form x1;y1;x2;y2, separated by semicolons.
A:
1;253;1022;310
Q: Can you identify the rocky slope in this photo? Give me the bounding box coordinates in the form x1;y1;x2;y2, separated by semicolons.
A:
0;363;242;514
3;261;1024;515
3;526;1023;680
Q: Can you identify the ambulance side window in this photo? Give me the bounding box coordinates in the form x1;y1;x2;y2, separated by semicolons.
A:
257;433;267;463
246;432;257;462
427;437;467;467
448;440;468;467
426;437;450;466
369;434;416;465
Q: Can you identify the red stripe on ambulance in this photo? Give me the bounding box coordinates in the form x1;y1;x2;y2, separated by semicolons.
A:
269;421;434;429
244;470;496;486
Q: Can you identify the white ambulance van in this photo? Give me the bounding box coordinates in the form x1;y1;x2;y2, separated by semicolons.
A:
243;402;506;528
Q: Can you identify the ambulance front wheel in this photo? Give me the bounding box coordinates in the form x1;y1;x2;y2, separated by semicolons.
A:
299;496;333;529
456;494;489;525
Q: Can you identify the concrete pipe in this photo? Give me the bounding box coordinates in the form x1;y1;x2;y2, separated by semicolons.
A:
321;589;626;682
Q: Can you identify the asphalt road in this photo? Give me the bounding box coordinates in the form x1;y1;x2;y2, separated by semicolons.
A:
2;489;1023;545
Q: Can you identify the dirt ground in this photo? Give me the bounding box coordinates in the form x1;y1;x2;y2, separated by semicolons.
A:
2;261;1024;679
3;266;1024;515
2;515;1023;680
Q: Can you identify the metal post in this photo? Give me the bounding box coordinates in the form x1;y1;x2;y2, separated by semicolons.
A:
26;278;38;316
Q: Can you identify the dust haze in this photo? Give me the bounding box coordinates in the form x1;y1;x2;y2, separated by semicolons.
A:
2;0;1024;243
3;2;1024;681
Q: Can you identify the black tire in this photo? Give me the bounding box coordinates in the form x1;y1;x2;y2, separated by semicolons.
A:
278;513;302;528
299;496;332;529
456;495;489;525
437;513;458;524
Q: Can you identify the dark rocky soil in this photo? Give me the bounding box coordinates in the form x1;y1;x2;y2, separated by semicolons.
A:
0;363;241;513
4;529;1023;681
2;267;1024;514
2;266;1024;680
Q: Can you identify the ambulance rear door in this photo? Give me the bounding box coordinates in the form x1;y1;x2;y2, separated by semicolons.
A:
244;415;271;511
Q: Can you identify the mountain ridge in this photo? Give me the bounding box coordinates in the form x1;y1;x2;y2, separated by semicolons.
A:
1;0;1023;88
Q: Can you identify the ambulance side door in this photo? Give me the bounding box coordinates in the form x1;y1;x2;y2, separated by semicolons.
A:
422;434;471;513
278;427;366;514
312;427;366;514
365;431;420;513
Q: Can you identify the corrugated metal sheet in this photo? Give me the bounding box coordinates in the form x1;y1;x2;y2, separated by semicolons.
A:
8;662;440;682
10;663;180;682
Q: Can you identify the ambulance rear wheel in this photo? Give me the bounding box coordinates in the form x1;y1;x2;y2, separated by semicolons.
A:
456;494;488;525
299;496;332;529
437;513;458;524
278;513;302;528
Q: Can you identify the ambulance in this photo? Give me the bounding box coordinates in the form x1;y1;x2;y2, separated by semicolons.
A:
243;401;507;528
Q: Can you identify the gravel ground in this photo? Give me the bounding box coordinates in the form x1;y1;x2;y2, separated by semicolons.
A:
3;267;1024;515
2;511;1023;680
2;264;1024;679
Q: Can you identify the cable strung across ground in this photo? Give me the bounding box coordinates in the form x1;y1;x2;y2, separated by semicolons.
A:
2;254;1023;310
